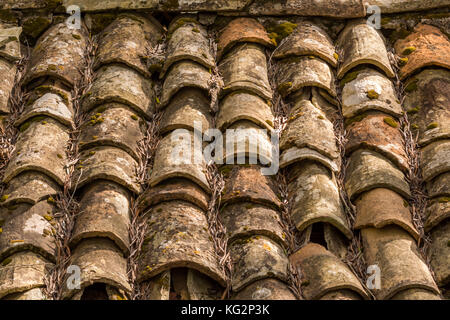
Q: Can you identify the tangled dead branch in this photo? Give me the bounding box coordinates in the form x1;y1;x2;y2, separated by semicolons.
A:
44;33;97;300
267;49;304;300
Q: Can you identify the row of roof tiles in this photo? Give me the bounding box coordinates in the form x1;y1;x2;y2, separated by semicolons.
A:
2;0;450;17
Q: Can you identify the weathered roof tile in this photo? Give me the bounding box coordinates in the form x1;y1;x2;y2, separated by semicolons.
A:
395;24;450;80
341;68;402;119
4;118;69;186
354;188;419;241
62;238;131;299
345;113;408;172
95;13;163;77
79;103;146;161
361;226;439;299
273;21;337;67
162;18;214;78
337;20;395;79
276;57;336;98
219;43;272;100
70;181;131;254
0;251;50;299
23;22;88;87
82;64;155;119
0;200;57;262
137;200;226;286
74;146;141;194
217;18;273;61
288;161;352;239
345;149;411;201
221;202;286;248
230;235;288;292
290;243;368;300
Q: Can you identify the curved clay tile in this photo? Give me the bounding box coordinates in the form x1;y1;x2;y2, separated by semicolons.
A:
79;103;146;161
62;238;131;299
148;130;210;193
345;113;408;172
395;24;450;80
82;64;155;119
162;19;214;78
221;202;286;248
354;188;419;241
404;69;450;147
230;235;289;292
217;91;274;132
217;18;273;61
276;57;336;98
159;88;212;135
391;288;441;300
424;199;450;232
0;26;21;62
341;68;402;119
70;181;131;255
232;278;296;300
420;140;450;182
0;201;57;262
222;120;273;166
288;161;352;239
280;146;339;173
0;251;50;299
429;222;450;287
0;59;16;113
219;43;272;101
15;92;74;129
138;178;210;213
361;226;440;300
1;171;59;206
337;20;395;79
95;13;163;77
290;243;368;300
248;0;366;17
160;60;211;108
274;21;337;67
345;149;411;201
137;200;226;286
426;172;450;198
23;23;88;87
281;99;339;162
3;287;47;300
74;146;141;195
3;118;69;186
220;165;281;209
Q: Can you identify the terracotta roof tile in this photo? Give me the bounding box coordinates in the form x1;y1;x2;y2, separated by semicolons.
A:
290;243;368;300
337;20;395;79
217;18;274;61
395;24;450;80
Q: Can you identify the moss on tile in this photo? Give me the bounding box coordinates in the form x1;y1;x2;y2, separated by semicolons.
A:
398;57;409;66
366;90;379;100
426;122;438;130
267;21;298;46
339;70;360;87
404;79;418;93
406;107;419;114
383;117;398;128
402;46;416;55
